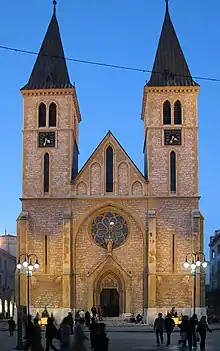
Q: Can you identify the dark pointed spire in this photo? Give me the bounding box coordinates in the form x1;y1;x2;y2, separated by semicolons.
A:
165;0;169;13
147;2;198;87
22;3;72;90
53;0;57;15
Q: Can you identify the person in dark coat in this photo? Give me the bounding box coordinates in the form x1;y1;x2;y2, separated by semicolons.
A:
164;313;175;346
154;313;165;346
89;317;98;349
45;317;59;351
190;314;198;348
32;318;44;351
8;317;16;336
197;316;212;350
95;323;108;351
179;315;193;349
67;312;74;334
24;315;36;351
85;311;91;327
91;306;97;319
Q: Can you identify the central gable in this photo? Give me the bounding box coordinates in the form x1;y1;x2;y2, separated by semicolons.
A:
72;131;147;196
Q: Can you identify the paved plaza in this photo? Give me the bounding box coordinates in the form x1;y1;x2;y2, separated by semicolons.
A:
1;329;220;351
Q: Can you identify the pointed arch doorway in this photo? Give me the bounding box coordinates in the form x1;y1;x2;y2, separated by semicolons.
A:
94;271;124;317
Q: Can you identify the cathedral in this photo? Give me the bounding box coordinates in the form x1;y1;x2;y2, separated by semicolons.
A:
17;1;205;323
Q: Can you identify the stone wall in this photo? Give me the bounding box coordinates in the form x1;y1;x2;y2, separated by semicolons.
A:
74;200;144;313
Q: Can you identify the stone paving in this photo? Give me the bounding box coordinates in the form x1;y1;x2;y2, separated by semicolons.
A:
0;328;220;351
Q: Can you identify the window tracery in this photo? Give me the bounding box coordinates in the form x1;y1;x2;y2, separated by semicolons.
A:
91;211;128;249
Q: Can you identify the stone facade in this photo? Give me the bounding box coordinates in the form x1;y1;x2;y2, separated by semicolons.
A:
17;9;205;325
17;109;205;323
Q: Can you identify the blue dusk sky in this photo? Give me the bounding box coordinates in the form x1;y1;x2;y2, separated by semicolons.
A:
0;0;219;256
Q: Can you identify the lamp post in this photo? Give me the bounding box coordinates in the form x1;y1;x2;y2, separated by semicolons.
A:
183;252;208;315
16;254;39;350
17;253;40;315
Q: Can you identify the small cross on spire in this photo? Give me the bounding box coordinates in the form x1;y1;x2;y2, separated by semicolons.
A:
165;0;169;12
53;0;57;15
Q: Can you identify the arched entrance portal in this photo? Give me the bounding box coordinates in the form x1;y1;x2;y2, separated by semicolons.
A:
95;271;124;317
100;288;119;317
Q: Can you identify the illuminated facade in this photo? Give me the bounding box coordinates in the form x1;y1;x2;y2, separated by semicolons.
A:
17;2;205;323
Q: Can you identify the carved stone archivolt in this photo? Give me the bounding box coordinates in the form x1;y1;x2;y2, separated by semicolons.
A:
100;275;118;290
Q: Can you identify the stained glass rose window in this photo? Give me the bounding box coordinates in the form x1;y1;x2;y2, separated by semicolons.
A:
91;211;128;249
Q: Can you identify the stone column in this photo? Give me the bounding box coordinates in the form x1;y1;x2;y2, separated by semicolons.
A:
146;210;157;324
62;211;72;314
125;287;131;313
191;210;205;313
16;211;29;307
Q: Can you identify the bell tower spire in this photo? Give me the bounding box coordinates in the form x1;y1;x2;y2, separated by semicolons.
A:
165;0;169;13
53;0;57;15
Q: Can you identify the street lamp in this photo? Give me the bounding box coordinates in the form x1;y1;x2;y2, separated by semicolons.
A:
16;253;39;350
17;253;40;315
183;252;208;315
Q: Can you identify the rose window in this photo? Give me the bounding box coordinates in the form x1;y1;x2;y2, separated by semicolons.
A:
91;211;128;249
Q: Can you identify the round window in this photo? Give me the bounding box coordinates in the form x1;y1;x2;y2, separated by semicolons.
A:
91;211;128;249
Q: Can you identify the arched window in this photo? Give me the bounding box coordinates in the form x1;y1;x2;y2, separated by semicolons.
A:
170;151;176;193
38;103;46;128
163;100;171;125
106;146;113;192
44;153;50;193
174;100;182;124
49;103;57;127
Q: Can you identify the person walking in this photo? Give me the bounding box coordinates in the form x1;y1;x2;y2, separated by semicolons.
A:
24;315;35;351
59;316;71;350
197;316;212;350
190;314;198;349
154;313;165;346
8;317;16;336
164;313;175;346
98;306;102;321
96;323;108;351
67;312;74;335
89;318;98;349
179;315;193;349
91;306;97;319
45;317;59;351
31;318;44;351
85;311;91;327
73;318;89;351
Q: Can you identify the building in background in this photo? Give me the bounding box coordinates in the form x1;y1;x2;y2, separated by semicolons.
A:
0;233;17;257
206;230;220;320
0;248;16;318
209;230;220;292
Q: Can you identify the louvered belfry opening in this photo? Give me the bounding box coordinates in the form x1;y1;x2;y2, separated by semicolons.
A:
163;100;171;125
174;100;182;124
49;103;57;127
38;103;46;127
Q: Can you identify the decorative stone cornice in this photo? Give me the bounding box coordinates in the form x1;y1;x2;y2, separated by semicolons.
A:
191;209;200;217
21;88;75;97
17;211;29;221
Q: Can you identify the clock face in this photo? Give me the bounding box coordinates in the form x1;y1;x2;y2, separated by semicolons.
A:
38;132;55;148
164;129;181;146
